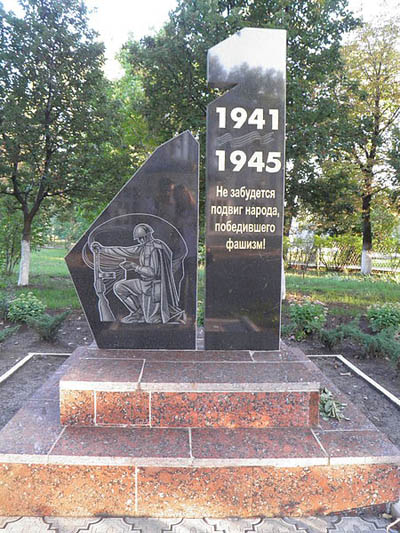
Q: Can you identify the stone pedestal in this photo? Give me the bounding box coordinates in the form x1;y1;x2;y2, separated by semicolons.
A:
0;344;398;517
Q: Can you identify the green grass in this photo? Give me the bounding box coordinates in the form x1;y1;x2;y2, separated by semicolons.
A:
0;247;80;310
29;248;69;277
286;271;400;307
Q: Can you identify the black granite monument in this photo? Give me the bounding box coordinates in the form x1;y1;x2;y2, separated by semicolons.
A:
205;28;286;350
66;131;199;349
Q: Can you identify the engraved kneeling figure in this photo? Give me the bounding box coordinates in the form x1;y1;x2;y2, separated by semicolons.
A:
90;223;185;325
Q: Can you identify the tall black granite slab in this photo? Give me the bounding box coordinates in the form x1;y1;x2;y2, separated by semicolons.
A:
66;131;199;349
205;29;286;350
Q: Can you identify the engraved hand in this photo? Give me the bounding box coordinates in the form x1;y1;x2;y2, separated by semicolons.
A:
90;241;102;252
120;261;137;271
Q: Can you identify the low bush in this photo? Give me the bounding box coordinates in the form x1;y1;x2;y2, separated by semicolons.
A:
7;292;46;322
0;295;10;320
320;322;400;364
367;303;400;332
0;325;20;343
284;301;327;341
26;311;70;342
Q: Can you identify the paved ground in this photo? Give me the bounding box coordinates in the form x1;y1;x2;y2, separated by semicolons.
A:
0;516;399;532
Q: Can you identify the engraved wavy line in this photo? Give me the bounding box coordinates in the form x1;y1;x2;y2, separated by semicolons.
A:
216;131;274;148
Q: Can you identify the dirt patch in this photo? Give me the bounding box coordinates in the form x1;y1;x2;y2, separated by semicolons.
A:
0;311;94;429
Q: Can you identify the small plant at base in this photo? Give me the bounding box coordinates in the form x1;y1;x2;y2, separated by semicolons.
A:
26;311;70;342
319;387;348;421
0;295;10;320
7;292;46;323
0;325;20;343
367;303;400;333
285;301;327;341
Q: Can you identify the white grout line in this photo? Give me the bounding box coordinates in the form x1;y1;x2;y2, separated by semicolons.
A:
308;354;400;409
149;392;152;428
47;426;66;457
311;428;330;465
136;359;146;386
0;353;36;385
94;391;97;425
0;352;71;386
135;467;138;514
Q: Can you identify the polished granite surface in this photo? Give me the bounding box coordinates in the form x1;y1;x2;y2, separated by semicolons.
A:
66;132;198;350
205;29;286;350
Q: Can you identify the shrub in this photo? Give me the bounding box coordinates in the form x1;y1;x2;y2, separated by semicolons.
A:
0;325;20;343
7;292;46;323
367;303;400;333
320;323;400;364
26;311;70;342
285;301;327;341
0;295;10;320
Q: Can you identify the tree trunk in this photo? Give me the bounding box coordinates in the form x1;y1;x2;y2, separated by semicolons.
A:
17;219;32;286
361;191;372;275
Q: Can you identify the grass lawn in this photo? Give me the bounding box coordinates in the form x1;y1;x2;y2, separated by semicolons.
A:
0;248;80;310
285;271;400;311
2;250;400;317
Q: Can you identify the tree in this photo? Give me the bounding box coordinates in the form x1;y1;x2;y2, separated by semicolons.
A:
0;0;130;285
340;18;400;274
122;0;359;231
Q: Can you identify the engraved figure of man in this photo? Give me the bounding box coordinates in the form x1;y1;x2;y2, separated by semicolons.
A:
90;224;185;324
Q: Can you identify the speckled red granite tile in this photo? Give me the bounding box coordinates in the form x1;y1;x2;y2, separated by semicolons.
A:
253;346;308;362
0;400;61;456
314;430;400;462
61;358;144;384
151;391;313;428
96;391;150;426
283;362;322;383
191;428;326;459
251;464;400;516
0;463;136;516
76;348;252;362
141;361;319;386
50;427;190;459
60;390;94;426
137;466;253;517
316;386;377;431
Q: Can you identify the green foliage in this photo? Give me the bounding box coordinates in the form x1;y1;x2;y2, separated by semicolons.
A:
367;303;400;333
0;199;51;275
197;267;205;327
26;311;70;342
122;0;358;230
319;388;348;421
0;294;11;320
314;234;362;271
285;302;327;341
320;323;400;364
337;19;400;260
7;292;46;323
0;325;20;343
0;0;132;284
286;271;400;308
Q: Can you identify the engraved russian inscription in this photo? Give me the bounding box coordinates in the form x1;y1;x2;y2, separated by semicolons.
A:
205;29;286;350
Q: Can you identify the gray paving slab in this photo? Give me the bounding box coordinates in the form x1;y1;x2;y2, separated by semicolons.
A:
0;516;398;533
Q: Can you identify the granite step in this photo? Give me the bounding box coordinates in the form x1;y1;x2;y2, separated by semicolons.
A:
0;345;398;517
0;397;398;517
59;347;321;428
